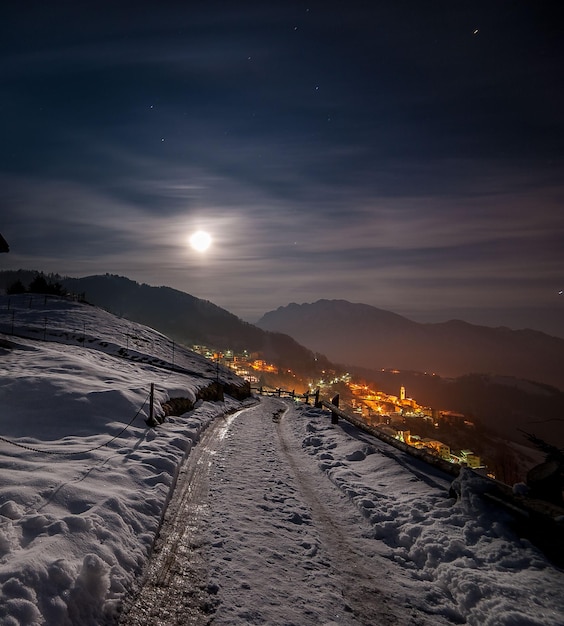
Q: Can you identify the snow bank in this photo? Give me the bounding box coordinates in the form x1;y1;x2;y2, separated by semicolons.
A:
0;296;245;625
293;404;564;625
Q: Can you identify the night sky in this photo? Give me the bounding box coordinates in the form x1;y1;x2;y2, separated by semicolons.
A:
2;1;563;336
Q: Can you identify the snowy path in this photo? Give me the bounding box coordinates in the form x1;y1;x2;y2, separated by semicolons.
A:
206;398;399;625
120;397;445;625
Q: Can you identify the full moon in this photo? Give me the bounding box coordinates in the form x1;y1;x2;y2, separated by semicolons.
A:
189;230;212;252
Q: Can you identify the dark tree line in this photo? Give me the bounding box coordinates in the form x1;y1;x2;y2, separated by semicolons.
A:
7;274;66;296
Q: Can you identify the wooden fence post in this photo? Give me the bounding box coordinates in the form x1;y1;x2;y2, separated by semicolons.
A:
330;394;339;424
314;388;321;408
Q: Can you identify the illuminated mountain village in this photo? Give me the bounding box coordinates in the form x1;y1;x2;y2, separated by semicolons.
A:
191;345;504;478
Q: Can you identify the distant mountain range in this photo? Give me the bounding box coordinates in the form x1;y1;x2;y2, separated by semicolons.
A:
256;299;564;392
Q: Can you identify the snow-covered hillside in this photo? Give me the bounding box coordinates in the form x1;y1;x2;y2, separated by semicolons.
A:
0;295;563;625
0;295;245;624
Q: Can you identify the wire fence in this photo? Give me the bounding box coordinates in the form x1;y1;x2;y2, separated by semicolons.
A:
0;295;243;458
0;390;151;456
0;296;186;457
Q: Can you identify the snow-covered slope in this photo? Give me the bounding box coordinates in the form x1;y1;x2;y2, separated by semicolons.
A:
0;295;246;624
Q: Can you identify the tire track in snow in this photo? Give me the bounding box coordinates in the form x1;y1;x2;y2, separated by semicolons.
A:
119;409;242;626
276;405;400;625
207;398;362;624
